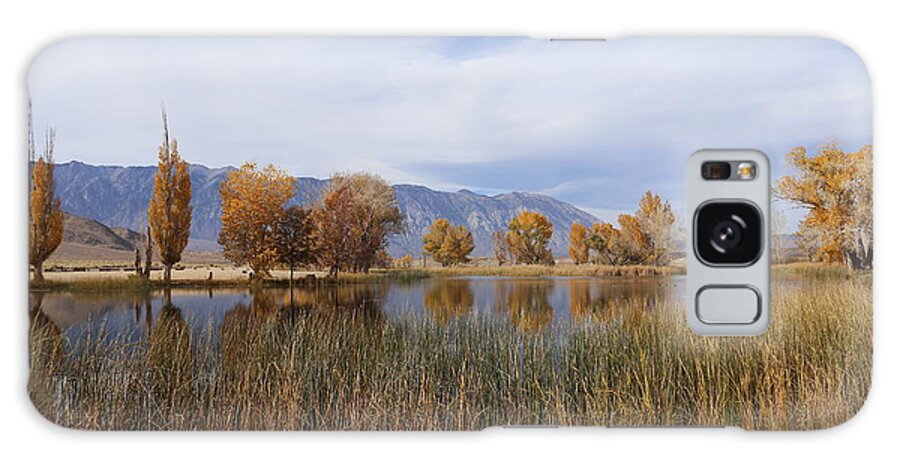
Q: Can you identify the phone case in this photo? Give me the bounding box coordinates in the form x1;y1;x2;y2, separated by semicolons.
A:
27;37;872;430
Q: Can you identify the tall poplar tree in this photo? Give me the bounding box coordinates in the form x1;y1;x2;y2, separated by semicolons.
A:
148;110;192;283
28;105;64;282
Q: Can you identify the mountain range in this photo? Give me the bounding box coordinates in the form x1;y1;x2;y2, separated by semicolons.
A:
52;161;599;257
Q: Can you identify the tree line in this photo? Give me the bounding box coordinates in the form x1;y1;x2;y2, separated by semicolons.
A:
218;166;404;279
420;191;677;267
27;105;873;281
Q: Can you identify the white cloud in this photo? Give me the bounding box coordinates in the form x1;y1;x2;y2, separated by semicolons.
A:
28;37;872;219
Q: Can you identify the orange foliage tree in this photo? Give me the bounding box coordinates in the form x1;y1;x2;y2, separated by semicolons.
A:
568;223;589;264
218;162;295;277
29;126;64;282
311;173;404;277
506;210;554;265
776;143;873;270
586;191;676;266
423;218;475;267
148;111;192;283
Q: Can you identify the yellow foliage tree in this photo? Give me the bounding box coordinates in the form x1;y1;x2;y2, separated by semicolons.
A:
585;191;676;266
586;222;621;265
218;162;295;277
506;210;554;265
618;214;649;263
148;111;192;283
568;223;589;264
29;126;63;282
776;143;873;270
635;191;677;266
423;218;475;266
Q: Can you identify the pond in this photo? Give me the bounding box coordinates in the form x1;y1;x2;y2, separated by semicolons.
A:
29;276;685;344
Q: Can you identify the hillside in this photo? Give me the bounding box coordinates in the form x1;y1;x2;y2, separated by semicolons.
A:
62;212;142;251
52;161;598;256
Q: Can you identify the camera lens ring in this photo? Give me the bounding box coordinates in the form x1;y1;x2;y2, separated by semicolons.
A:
693;201;763;267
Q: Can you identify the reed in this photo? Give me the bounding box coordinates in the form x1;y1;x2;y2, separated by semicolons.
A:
28;274;870;430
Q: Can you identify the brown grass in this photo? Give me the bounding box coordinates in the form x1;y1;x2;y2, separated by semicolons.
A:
28;273;870;430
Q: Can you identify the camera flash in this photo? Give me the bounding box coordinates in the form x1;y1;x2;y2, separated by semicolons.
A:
737;162;756;180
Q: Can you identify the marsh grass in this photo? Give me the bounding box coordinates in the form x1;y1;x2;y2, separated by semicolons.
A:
28;275;870;430
773;262;862;279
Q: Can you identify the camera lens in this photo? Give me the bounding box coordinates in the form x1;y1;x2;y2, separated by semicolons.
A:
694;202;762;266
710;218;743;251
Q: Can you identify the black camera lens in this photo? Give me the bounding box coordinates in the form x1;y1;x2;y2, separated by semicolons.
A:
711;219;743;251
694;202;762;265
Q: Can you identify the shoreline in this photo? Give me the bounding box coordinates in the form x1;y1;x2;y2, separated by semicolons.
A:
29;262;859;293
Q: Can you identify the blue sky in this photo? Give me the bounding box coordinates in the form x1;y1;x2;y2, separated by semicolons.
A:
28;37;872;226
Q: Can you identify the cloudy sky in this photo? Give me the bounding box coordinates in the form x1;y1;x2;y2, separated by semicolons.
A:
28;37;871;224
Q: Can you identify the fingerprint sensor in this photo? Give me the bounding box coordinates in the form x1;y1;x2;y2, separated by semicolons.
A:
696;286;761;325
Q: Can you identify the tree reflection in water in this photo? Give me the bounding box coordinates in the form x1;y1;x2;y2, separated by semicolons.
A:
219;284;388;376
503;281;555;333
146;291;191;400
28;293;63;375
423;279;474;325
568;279;667;329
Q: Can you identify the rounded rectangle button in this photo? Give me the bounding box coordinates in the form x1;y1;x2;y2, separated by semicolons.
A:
696;285;762;325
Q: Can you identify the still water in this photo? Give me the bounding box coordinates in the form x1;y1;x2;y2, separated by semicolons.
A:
30;276;684;343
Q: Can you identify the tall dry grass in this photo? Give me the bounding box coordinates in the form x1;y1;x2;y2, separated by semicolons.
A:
28;275;870;430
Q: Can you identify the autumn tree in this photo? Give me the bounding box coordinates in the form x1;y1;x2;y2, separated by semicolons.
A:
586;218;645;265
422;218;475;266
587;222;631;265
635;191;677;266
396;254;414;269
148;111;192;283
568;223;589;264
311;183;354;277
29;125;63;282
311;172;404;277
218;162;295;277
273;205;315;281
507;210;554;265
492;230;511;266
585;191;676;266
776;143;873;270
618;214;650;263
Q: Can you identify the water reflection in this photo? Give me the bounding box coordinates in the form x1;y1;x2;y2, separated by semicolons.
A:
502;281;555;332
29;276;684;344
147;300;191;396
29;293;63;373
424;280;474;325
568;279;668;328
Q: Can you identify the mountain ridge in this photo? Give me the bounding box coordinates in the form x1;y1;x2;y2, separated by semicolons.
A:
52;160;599;257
